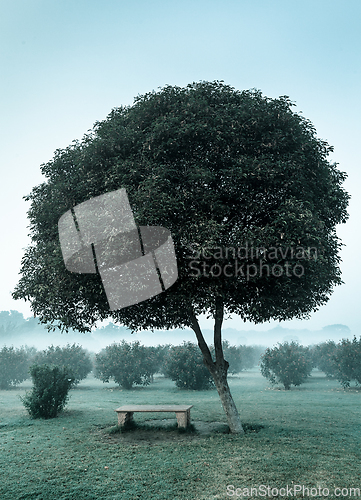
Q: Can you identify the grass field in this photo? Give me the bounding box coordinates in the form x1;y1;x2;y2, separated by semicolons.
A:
0;369;360;500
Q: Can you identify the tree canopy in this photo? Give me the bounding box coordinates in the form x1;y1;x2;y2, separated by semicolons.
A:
13;81;349;335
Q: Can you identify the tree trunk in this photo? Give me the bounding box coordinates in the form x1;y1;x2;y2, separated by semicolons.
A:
189;298;244;434
211;363;244;434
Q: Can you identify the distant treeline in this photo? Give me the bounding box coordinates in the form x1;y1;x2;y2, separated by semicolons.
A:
1;336;361;391
0;340;265;390
0;310;42;336
0;311;132;340
261;338;361;390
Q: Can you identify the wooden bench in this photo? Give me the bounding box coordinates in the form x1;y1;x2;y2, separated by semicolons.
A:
115;404;193;429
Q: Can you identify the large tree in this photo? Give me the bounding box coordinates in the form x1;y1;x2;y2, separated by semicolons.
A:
13;81;349;433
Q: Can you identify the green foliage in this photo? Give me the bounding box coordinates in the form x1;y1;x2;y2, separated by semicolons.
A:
34;343;92;385
311;337;361;388
0;345;31;389
220;341;263;374
13;81;349;334
248;345;267;368
311;341;339;378
260;341;313;390
218;341;242;374
95;341;154;389
144;344;172;378
21;364;74;418
164;342;215;390
334;336;361;388
149;344;172;375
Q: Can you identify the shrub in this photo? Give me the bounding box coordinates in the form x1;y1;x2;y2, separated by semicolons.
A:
311;341;339;378
164;342;215;390
260;341;313;390
21;364;75;418
95;341;153;389
34;344;92;385
142;345;172;381
218;341;243;375
334;336;361;388
0;346;30;389
220;342;263;374
149;344;172;376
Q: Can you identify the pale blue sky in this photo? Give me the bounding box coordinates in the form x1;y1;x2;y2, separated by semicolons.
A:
1;0;360;337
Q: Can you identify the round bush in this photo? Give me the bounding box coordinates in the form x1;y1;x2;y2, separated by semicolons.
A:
21;364;75;419
311;341;339;378
334;336;361;388
219;341;262;374
164;342;215;390
0;346;30;389
260;341;313;390
34;343;92;385
95;341;154;389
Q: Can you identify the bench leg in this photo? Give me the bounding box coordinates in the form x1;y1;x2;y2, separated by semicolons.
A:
175;410;190;429
117;411;134;427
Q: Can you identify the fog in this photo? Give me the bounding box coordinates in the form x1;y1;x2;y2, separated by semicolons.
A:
0;311;354;354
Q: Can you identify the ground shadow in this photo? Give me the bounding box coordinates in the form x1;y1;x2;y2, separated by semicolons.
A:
95;419;264;446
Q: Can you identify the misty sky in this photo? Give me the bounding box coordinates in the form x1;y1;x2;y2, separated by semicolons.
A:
1;0;360;339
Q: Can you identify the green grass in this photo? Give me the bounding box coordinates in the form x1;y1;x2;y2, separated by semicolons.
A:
0;370;360;499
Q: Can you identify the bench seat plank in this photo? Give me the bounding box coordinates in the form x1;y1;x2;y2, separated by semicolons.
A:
115;405;193;412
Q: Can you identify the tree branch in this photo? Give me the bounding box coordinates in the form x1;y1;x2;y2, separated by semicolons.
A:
214;295;225;367
188;310;214;370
